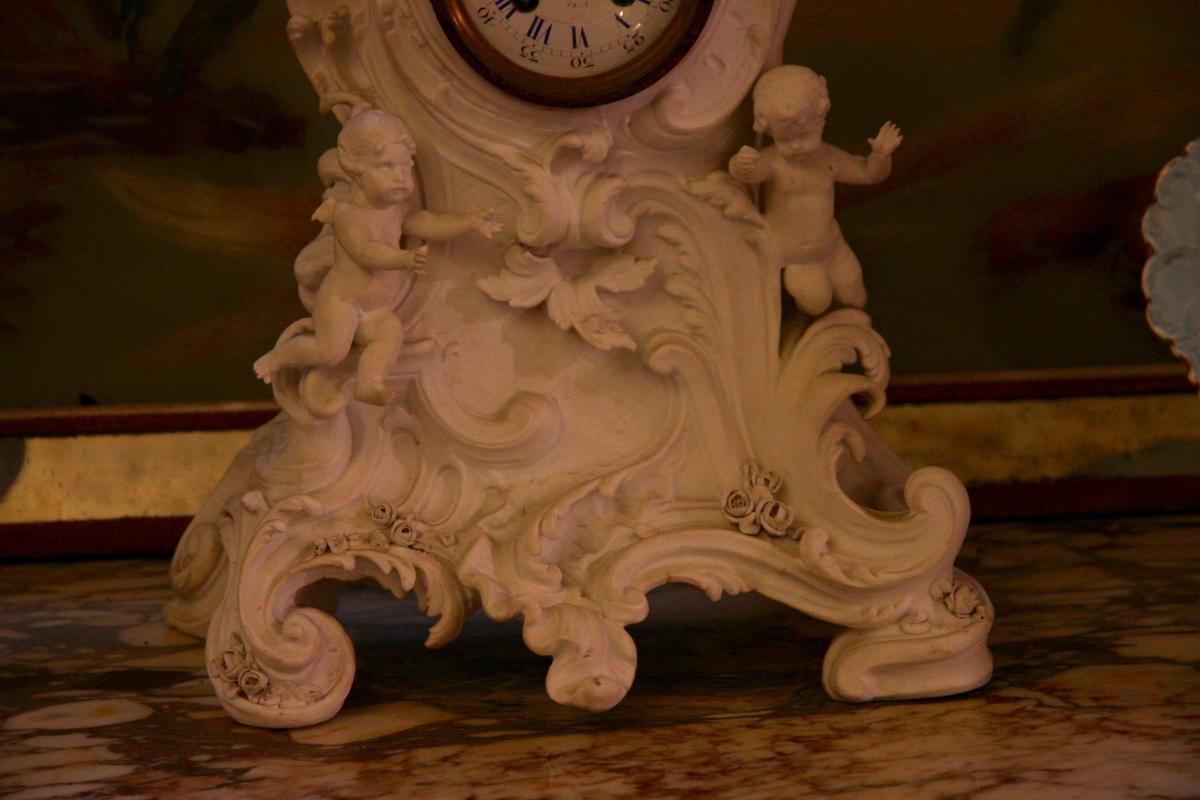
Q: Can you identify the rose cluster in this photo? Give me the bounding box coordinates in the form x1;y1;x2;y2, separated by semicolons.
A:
371;502;440;551
310;529;391;559
303;503;457;560
722;462;798;539
213;632;277;705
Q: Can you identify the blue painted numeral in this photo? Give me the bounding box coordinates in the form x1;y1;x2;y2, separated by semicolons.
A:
527;15;552;45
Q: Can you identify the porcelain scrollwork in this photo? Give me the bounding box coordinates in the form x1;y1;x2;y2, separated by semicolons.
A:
166;0;993;728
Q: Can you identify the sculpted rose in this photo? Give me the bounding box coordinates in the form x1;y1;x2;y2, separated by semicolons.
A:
723;489;759;534
238;668;269;699
743;463;783;493
328;533;350;554
754;469;783;494
216;648;246;682
948;583;981;617
392;519;420;547
757;498;794;537
370;504;395;525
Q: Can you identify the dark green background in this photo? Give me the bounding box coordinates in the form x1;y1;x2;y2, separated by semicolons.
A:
1;1;1196;407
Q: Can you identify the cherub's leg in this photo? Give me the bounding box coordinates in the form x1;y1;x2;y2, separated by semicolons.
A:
829;240;867;309
352;309;404;405
253;299;357;383
783;262;834;317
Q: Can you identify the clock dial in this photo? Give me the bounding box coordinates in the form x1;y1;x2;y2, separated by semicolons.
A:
435;0;712;107
467;0;681;79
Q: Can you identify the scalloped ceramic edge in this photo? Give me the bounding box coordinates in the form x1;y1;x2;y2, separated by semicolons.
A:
1143;138;1200;387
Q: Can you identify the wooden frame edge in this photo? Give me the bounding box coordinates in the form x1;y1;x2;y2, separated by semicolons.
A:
0;402;279;438
968;475;1200;520
4;476;1198;559
887;363;1193;404
1;365;1190;438
0;516;191;560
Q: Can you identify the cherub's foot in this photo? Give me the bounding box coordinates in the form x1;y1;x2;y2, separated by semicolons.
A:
252;352;281;385
353;381;398;406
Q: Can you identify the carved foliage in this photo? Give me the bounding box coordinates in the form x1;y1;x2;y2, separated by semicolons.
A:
478;245;656;351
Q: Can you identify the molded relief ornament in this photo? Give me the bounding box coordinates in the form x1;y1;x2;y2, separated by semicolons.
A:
723;462;798;538
213;633;281;707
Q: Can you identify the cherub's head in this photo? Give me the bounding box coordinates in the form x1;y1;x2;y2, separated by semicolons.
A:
337;110;418;207
752;65;831;160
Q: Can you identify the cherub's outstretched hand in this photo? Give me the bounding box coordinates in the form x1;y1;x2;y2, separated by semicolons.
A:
729;145;763;182
472;209;503;239
868;122;903;155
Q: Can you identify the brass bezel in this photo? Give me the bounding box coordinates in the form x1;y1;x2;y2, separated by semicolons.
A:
432;0;713;108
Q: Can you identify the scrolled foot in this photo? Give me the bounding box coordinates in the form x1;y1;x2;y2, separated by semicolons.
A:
549;672;630;712
164;520;226;637
524;604;637;712
822;570;993;702
207;607;356;729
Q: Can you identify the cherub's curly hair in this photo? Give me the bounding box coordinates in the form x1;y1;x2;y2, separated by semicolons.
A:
336;110;416;176
752;65;831;134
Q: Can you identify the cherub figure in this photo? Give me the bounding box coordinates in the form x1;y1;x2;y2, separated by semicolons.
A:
729;65;902;317
253;109;502;405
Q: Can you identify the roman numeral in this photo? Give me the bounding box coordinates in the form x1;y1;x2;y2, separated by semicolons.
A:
614;12;631;28
571;25;589;49
495;0;517;19
526;15;552;45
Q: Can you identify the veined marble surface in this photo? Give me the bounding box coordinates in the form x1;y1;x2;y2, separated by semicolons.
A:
1;515;1198;799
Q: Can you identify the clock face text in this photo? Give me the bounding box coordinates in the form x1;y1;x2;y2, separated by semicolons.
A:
465;0;682;79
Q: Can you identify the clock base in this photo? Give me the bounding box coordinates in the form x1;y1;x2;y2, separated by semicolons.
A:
164;0;992;728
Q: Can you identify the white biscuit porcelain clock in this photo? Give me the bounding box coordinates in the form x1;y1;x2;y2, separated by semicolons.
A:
166;0;994;728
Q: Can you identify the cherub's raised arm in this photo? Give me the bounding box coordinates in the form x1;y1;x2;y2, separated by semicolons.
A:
334;206;419;271
832;122;902;185
407;209;503;242
829;147;879;185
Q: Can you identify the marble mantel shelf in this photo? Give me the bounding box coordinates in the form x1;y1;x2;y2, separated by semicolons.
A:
1;514;1198;799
